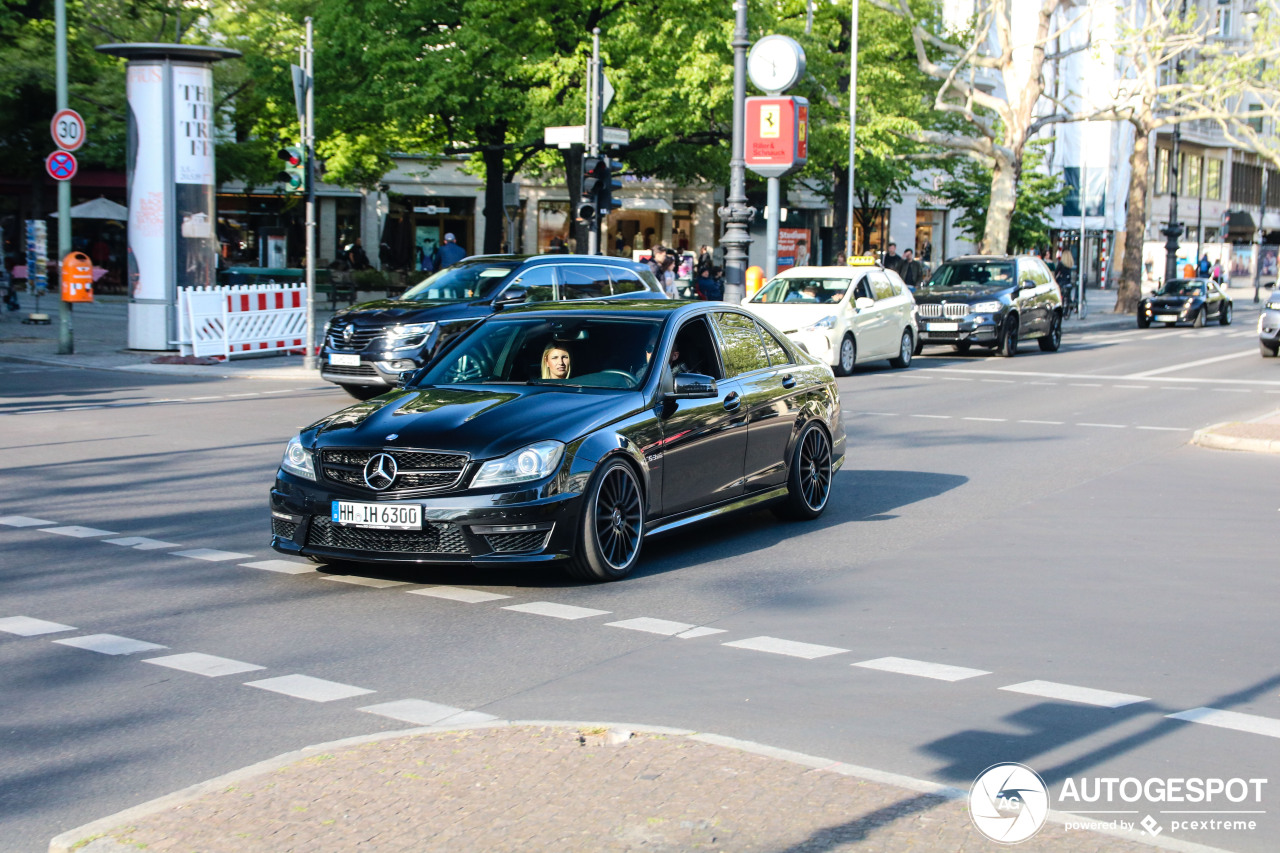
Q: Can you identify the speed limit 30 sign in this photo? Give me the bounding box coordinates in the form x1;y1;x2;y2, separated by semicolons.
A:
51;108;86;152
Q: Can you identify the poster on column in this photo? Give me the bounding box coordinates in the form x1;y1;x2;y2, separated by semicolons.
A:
776;228;811;272
126;63;166;300
174;64;216;288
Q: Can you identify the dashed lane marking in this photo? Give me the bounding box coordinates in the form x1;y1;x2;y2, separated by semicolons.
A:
170;548;254;562
1077;423;1127;428
1113;385;1149;389
1000;680;1149;708
676;627;728;639
409;586;511;603
104;536;181;550
323;576;409;588
0;616;75;636
0;516;56;527
1167;707;1280;739
1136;425;1190;431
41;525;118;538
359;699;497;726
962;417;1006;422
910;414;951;419
245;674;375;702
854;657;991;682
1069;383;1102;387
722;636;850;660
143;652;266;677
606;617;697;636
53;634;168;656
927;365;1280;387
502;602;611;620
1018;419;1064;425
1213;388;1254;393
239;559;316;574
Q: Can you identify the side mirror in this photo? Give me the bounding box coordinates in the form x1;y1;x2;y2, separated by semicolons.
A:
493;286;527;308
396;368;419;388
667;372;718;399
854;296;875;310
1020;279;1036;290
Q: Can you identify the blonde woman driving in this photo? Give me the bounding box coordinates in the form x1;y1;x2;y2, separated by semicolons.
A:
541;342;572;380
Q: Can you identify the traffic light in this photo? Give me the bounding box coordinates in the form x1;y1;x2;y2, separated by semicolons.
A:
276;145;305;192
578;156;606;221
597;157;624;216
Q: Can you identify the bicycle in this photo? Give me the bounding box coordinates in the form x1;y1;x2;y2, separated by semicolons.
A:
1059;273;1088;320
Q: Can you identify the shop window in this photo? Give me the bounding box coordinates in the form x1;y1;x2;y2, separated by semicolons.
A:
1206;159;1223;200
538;202;570;253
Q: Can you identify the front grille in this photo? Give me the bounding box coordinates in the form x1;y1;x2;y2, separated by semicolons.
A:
322;363;379;378
306;516;468;554
326;327;385;352
923;331;961;341
320;448;469;495
484;530;551;553
272;518;298;540
917;303;970;319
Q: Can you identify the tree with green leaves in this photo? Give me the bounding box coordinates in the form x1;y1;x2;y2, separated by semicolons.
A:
935;143;1067;254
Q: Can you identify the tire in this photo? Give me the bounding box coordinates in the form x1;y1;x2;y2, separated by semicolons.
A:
341;384;384;400
565;459;645;582
889;329;913;368
1079;293;1089;319
834;333;856;376
1038;311;1062;352
997;314;1019;357
912;337;924;357
774;422;833;521
954;341;971;354
1137;315;1150;329
1192;307;1206;328
1262;341;1279;358
1220;303;1233;326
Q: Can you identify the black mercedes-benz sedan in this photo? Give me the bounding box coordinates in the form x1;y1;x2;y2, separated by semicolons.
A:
271;300;845;581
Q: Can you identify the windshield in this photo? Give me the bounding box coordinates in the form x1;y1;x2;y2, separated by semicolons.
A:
927;260;1015;289
1154;279;1205;297
751;277;850;304
400;261;518;302
417;317;665;390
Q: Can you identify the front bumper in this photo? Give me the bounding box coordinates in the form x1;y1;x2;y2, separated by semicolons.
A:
270;473;584;565
319;348;425;388
1259;309;1280;345
1140;303;1197;325
917;315;1000;344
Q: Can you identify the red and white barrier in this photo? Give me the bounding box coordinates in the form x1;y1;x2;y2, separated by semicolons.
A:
1099;234;1109;289
177;283;308;358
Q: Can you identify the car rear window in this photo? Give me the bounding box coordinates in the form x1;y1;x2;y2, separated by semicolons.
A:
402;262;518;301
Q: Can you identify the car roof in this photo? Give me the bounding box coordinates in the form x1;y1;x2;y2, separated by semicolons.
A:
491;299;691;320
463;253;649;269
774;265;871;278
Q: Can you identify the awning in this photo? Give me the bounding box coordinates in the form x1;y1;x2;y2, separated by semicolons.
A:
49;197;128;219
620;197;674;213
1226;211;1256;231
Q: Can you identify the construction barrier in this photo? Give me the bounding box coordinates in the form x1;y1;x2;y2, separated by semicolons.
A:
177;283;307;358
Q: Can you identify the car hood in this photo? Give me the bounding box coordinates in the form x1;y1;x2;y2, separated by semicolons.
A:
1144;295;1201;305
913;284;1013;304
306;384;642;460
745;302;843;333
332;298;491;325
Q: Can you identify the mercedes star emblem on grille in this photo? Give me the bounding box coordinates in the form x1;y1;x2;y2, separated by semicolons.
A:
363;453;398;490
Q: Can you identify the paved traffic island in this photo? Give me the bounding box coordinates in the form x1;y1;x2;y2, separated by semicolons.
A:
1194;412;1280;454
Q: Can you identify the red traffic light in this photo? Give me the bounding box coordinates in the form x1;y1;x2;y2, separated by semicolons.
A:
277;147;303;166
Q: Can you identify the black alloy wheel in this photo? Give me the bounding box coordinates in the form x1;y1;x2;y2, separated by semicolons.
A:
889;329;914;368
997;314;1019;357
835;333;857;376
568;459;645;581
775;422;833;520
1137;314;1151;329
1192;307;1206;328
1038;311;1062;352
1220;303;1233;326
341;384;384;401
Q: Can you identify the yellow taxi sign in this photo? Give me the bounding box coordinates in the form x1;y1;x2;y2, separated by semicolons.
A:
846;255;879;266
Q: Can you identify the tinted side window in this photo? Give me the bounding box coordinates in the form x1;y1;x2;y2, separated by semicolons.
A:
672;316;724;380
508;265;557;302
608;267;647;295
853;275;873;301
760;324;792;367
558;265;612;300
714;311;770;377
869;271;895;301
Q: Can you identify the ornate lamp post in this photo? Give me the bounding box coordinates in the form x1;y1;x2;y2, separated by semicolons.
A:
718;0;755;305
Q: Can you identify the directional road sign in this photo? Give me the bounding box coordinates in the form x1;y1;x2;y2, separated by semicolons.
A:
51;109;86;152
46;150;78;182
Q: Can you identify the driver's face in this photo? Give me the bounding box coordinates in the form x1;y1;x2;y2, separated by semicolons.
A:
544;348;570;378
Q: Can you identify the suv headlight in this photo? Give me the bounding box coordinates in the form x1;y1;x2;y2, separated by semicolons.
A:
388;322;436;344
471;440;565;488
802;315;838;332
971;301;1002;313
280;435;316;481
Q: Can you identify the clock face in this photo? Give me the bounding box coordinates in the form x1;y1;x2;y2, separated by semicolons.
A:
748;36;805;93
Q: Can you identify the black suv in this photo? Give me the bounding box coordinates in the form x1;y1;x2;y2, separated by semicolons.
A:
320;254;666;397
913;255;1063;357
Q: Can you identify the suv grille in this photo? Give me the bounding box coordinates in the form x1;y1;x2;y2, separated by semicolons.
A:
321;363;379;378
320;448;469;495
917;303;971;319
307;516;468;554
326;326;384;352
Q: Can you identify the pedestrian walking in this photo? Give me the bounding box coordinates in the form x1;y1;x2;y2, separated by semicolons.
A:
900;249;922;290
437;233;467;267
883;242;903;274
1198;254;1211;278
695;245;714;280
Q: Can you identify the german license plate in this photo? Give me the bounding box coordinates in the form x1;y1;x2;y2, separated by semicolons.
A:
331;501;421;529
1155;314;1178;323
328;352;361;367
927;322;959;332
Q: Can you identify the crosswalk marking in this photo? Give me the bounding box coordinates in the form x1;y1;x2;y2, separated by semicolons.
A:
322;576;409;588
170;548;254;562
359;699;498;726
239;559;316;574
143;652;266;677
409;586;511;603
723;636;849;660
0;616;75;636
53;634;168;656
1167;707;1280;739
606;617;697;636
245;674;374;702
502;602;611;620
1000;680;1148;708
41;526;118;538
104;536;181;550
677;627;728;639
0;516;56;527
854;657;990;682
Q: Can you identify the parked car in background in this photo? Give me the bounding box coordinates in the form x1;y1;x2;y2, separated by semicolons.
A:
1138;278;1232;329
1260;292;1280;357
274;300;844;582
741;260;917;374
320;255;665;399
913;255;1063;357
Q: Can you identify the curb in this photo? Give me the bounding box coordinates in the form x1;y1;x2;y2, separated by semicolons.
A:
1193;425;1280;454
49;720;1232;853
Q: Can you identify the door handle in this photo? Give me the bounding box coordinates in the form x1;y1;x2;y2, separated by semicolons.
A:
781;374;796;389
722;392;741;411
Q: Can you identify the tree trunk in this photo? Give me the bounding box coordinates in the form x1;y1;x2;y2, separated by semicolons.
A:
983;151;1017;254
481;144;507;254
1115;122;1150;314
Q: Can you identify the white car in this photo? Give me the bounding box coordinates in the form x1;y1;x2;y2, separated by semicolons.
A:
741;264;918;374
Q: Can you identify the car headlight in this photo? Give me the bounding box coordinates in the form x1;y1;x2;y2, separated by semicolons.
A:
1267;301;1280;311
802;315;838;332
388;322;436;343
280;435;316;481
971;301;1002;313
471;440;565;488
1184;298;1196;309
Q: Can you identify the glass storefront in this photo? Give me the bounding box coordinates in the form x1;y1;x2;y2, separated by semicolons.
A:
380;195;474;271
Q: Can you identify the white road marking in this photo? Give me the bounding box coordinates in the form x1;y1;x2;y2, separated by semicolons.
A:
722;636;849;660
103;536;181;550
1213;388;1254;393
911;414;952;419
1113;385;1148;389
0;516;56;527
963;417;1006;422
1127;349;1258;377
606;617;697;636
1077;423;1127;429
53;634;168;656
936;376;974;381
854;657;990;682
1069;383;1102;387
227;393;260;397
930;365;1280;387
359;699;498;726
144;652;266;677
322;576;409;588
240;559;316;574
1136;425;1190;431
860;412;898;416
186;396;224;401
1167;707;1280;739
677;627;728;639
980;379;1015;383
170;548;255;562
410;586;511;603
1018;419;1064;425
245;674;374;702
1159;386;1194;391
1028;381;1058;386
0;616;75;636
41;526;119;538
502;602;611;620
1000;680;1148;708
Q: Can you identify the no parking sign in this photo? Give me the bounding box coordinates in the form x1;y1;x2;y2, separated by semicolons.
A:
45;150;77;182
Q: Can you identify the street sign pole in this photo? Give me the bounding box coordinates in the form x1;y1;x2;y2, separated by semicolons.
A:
586;29;601;256
55;0;73;354
303;17;318;370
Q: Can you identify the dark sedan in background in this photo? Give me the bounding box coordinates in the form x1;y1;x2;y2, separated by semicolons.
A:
273;301;845;582
1137;278;1232;328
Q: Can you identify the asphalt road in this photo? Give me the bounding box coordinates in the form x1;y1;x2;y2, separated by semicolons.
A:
4;312;1280;852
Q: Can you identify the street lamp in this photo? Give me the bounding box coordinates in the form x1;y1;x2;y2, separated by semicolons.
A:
718;0;754;305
